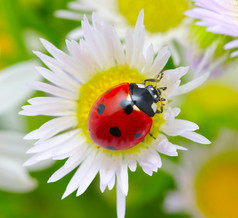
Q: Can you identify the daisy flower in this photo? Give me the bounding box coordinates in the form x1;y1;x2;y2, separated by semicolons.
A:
164;129;238;218
0;131;53;192
0;61;52;192
0;60;41;130
185;0;238;58
56;0;192;65
20;11;210;218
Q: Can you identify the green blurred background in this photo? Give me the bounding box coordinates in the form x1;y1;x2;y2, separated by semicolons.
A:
0;0;238;218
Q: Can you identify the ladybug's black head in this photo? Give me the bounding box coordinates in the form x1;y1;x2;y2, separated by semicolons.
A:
129;82;166;117
145;85;160;103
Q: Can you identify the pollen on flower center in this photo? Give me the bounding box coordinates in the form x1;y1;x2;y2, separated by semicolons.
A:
76;65;164;153
195;152;238;218
118;0;189;33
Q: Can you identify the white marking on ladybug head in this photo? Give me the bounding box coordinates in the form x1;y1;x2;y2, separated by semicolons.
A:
151;103;157;113
133;104;140;111
154;95;158;99
127;94;132;101
136;83;145;89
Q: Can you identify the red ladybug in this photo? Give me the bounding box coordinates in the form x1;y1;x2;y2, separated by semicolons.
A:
88;77;166;151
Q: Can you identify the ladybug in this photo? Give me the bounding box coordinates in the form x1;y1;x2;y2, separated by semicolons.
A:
88;74;167;151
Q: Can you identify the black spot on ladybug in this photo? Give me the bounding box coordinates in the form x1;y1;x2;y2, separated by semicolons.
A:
106;146;118;150
134;133;142;138
109;127;121;137
120;99;133;115
97;103;105;115
106;89;111;93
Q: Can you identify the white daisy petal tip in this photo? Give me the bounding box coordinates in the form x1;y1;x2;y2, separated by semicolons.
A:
39;37;47;45
23;160;34;167
181;131;211;145
176;145;187;151
61;192;69;200
230;51;238;58
174;71;210;96
32;50;42;58
137;9;144;25
47;175;56;183
23;130;37;140
160;46;170;56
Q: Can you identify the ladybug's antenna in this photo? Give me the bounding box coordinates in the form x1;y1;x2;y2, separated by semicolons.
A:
142;72;164;86
155;72;164;88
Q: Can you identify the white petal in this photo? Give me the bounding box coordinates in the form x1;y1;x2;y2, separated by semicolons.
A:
142;44;154;74
172;72;210;96
62;149;97;198
28;81;78;100
39;38;86;83
0;131;31;161
35;66;79;92
76;159;99;196
161;119;199;136
99;156;116;186
25;116;77;140
108;175;116;190
48;154;82;183
125;28;134;66
0;60;41;114
230;50;238;58
27;130;80;153
128;159;137;172
68;2;94;11
55;10;84;21
117;181;126;218
0;156;36;192
180;131;211;144
224;39;238;50
63;143;91;169
117;164;129;196
155;136;183;156
163;107;181;124
0;131;53;171
148;47;171;78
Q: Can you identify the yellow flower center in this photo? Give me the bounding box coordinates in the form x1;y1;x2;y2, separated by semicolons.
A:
77;65;164;154
195;152;238;218
118;0;189;33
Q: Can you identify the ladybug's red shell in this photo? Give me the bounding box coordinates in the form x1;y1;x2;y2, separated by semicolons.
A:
88;83;153;151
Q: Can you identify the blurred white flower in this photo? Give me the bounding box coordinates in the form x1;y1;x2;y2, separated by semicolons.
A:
0;131;53;192
0;60;41;131
56;0;192;65
164;129;238;218
0;61;53;193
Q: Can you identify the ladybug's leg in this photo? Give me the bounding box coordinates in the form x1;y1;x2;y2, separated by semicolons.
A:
143;72;165;86
156;72;164;83
142;79;156;85
156;106;164;114
159;87;167;91
149;132;156;140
